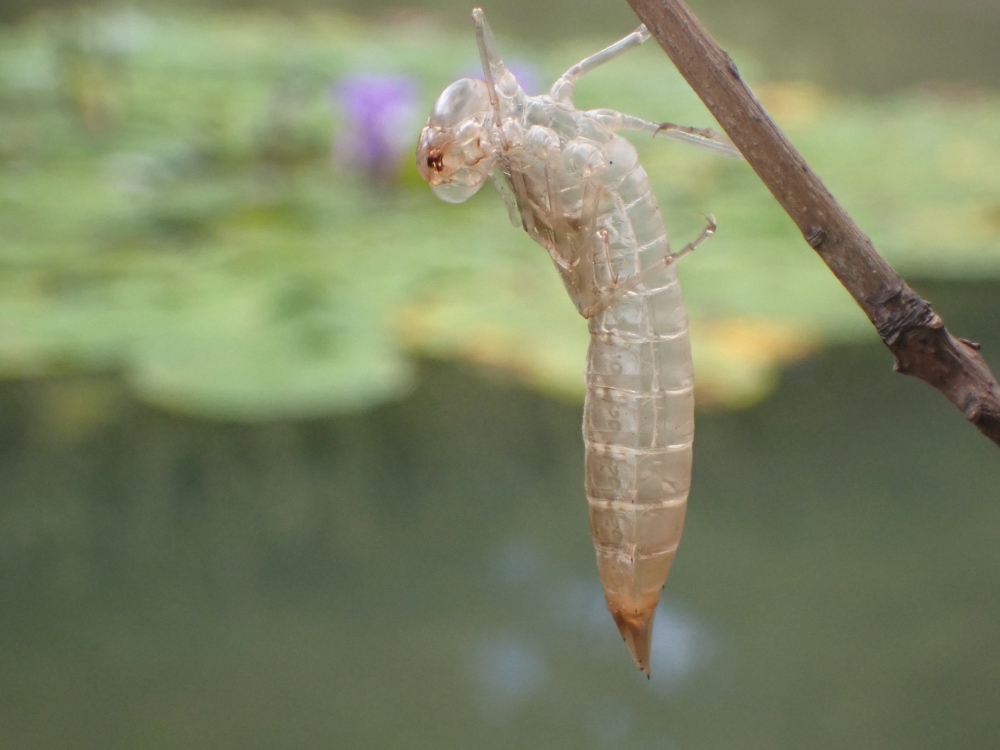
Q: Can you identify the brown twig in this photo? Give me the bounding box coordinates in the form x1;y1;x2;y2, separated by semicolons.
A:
627;0;1000;449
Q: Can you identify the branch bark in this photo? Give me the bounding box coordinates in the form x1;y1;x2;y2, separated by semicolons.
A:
627;0;1000;449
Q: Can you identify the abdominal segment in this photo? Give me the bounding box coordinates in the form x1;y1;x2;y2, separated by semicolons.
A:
582;267;694;675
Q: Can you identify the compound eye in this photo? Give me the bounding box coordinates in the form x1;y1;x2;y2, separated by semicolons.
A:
431;78;491;126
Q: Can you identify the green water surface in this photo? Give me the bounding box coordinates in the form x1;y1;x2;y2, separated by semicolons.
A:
1;281;998;750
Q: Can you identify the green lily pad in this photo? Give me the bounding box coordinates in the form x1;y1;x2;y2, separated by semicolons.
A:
1;9;997;416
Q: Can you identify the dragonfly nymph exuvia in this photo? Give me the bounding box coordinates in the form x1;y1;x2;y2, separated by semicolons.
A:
416;8;741;675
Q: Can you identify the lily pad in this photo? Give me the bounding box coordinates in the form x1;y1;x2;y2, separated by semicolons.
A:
0;10;997;417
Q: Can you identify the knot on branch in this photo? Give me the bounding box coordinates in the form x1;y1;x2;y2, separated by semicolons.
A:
805;226;827;248
875;288;936;347
968;399;1000;432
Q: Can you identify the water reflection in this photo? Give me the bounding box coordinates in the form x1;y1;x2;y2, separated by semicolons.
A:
490;536;714;689
471;633;548;722
584;699;637;748
554;581;714;691
1;282;999;749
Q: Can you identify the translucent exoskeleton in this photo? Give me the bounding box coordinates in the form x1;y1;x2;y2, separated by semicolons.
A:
416;8;741;675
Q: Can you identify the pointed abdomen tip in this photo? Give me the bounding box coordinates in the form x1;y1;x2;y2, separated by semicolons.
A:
606;593;659;676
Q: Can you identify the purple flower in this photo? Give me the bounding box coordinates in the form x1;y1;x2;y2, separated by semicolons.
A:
332;73;417;186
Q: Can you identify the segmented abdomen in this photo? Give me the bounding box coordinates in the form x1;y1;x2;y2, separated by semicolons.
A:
581;170;693;673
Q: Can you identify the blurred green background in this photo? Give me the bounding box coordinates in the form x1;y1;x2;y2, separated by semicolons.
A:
1;1;999;748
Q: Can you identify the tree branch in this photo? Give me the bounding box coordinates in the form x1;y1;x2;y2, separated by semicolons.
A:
627;0;1000;449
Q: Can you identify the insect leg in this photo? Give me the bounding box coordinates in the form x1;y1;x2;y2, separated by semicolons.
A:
670;214;717;261
582;215;717;319
472;10;544;236
550;25;650;103
472;9;506;116
588;109;742;158
598;227;619;284
655;122;742;158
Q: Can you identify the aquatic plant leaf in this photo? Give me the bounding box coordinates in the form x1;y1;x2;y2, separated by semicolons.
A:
1;10;998;416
